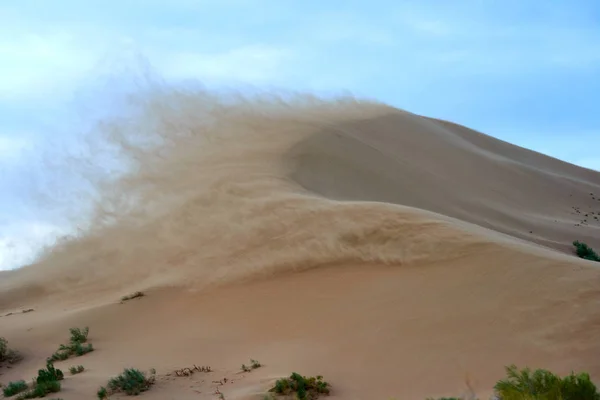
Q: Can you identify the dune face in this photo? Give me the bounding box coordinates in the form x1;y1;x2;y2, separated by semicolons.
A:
287;112;600;253
1;90;599;400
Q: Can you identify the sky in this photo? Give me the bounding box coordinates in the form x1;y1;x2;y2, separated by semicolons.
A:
1;0;599;269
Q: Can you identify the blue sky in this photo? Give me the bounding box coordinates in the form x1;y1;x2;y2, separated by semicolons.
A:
1;0;599;269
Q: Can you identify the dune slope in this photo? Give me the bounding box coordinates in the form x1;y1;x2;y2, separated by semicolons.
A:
287;111;600;252
1;94;600;400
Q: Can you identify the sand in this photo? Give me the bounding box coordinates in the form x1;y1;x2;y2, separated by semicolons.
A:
1;91;599;400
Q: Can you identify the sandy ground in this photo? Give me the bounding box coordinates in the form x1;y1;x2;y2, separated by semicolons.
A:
1;97;599;399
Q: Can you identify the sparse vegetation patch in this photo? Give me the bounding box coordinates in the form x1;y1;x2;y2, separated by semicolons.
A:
97;368;156;398
15;362;63;399
3;380;28;397
269;373;330;399
48;327;94;362
174;364;212;376
426;364;599;400
242;359;262;372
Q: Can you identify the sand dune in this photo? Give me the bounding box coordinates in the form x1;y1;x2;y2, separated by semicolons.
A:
1;91;599;399
288;111;600;252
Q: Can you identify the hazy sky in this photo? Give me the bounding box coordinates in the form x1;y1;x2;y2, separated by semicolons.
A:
1;0;599;269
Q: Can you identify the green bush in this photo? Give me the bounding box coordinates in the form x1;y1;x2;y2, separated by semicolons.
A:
102;368;156;396
16;380;61;399
573;241;600;262
13;363;63;399
69;365;85;375
69;327;89;344
36;361;64;385
48;327;93;362
494;365;599;400
3;380;28;397
97;386;108;400
269;373;330;399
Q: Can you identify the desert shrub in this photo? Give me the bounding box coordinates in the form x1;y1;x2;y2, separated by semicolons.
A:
69;327;89;344
121;291;144;302
269;373;330;399
3;380;28;397
573;241;600;262
13;363;63;399
48;327;93;362
97;386;108;400
494;365;599;400
73;342;94;356
0;337;22;364
104;368;156;396
0;337;8;359
16;380;61;399
242;358;262;372
36;361;64;385
69;365;85;375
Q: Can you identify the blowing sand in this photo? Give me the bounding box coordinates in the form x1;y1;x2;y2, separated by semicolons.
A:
1;89;599;399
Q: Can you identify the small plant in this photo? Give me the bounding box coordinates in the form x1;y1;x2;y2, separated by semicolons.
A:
97;386;108;400
37;361;64;384
0;337;22;364
573;241;600;262
14;362;63;399
242;359;262;372
3;380;28;397
48;327;94;362
16;380;61;399
69;327;89;344
69;365;85;375
103;368;156;396
73;342;94;356
121;291;145;302
269;373;330;399
494;365;599;400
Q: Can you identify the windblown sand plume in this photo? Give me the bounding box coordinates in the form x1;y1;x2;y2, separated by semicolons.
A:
1;85;599;399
